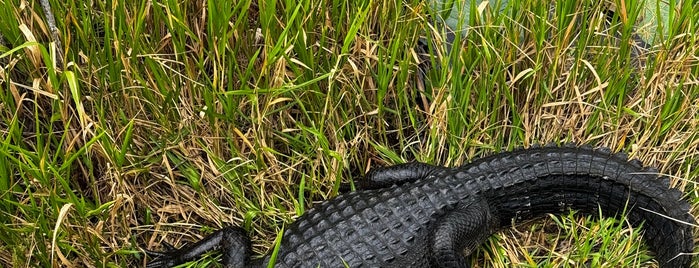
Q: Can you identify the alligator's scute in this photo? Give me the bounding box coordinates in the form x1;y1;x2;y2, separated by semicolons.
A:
145;145;695;267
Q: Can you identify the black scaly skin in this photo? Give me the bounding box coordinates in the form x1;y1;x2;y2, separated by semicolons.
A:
145;145;695;267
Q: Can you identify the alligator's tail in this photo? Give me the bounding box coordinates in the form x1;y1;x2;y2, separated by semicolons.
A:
466;144;695;267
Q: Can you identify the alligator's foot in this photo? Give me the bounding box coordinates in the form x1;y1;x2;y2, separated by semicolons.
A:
340;162;448;192
144;243;180;268
145;226;252;268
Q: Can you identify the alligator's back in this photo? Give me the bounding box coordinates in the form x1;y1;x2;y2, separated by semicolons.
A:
267;145;694;267
147;145;695;268
268;178;464;267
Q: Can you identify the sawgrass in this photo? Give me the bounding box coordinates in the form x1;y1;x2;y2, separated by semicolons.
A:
0;0;697;267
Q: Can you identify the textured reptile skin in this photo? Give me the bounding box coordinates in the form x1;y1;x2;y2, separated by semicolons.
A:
145;145;695;267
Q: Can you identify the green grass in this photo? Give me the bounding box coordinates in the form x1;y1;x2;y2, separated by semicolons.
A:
0;0;697;267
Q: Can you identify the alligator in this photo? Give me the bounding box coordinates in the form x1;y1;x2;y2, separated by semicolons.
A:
145;145;695;267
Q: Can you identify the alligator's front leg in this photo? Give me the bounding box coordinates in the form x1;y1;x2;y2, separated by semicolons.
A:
342;162;448;191
145;226;252;268
430;198;499;268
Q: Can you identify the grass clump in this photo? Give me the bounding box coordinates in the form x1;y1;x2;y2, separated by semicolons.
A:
0;0;697;267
